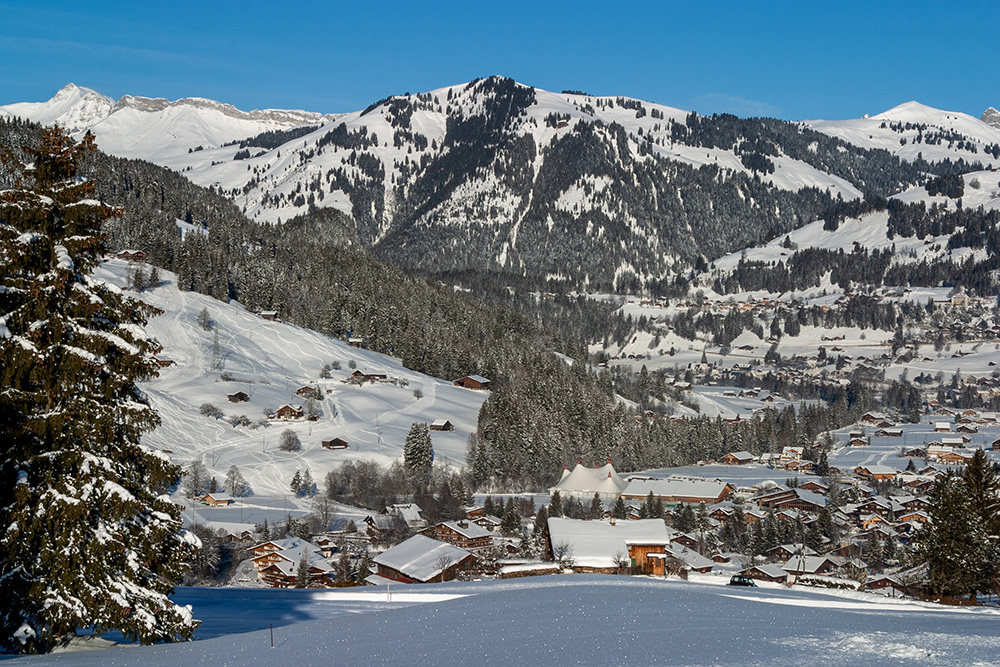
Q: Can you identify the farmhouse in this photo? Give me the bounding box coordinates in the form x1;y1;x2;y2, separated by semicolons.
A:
152;355;175;368
422;520;493;550
853;465;898;482
720;451;755;465
116;249;146;262
227;391;250;403
200;492;233;507
454;375;491;390
373;535;475;583
742;564;788;583
321;437;349;450
276;404;304;420
383;503;428;530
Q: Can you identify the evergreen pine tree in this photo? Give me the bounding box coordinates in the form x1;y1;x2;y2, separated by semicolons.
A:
548;491;563;517
612;496;627;519
290;470;303;497
915;474;988;598
0;128;198;652
501;502;521;535
588;493;603;520
295;554;310;588
403;422;433;489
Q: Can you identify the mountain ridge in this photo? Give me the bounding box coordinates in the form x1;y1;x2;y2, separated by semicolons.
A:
4;79;997;291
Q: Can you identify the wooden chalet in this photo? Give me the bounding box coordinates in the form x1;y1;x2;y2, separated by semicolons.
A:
116;249;146;262
373;535;475;583
227;390;250;403
454;375;491;390
766;544;817;563
259;311;279;321
200;492;233;507
782;555;838;577
429;419;455;432
742;564;787;583
853;465;898;482
421;520;493;550
938;450;974;465
798;480;829;494
152;355;175;368
321;438;349;450
276;404;305;420
344;370;388;384
296;385;319;398
720;451;755;465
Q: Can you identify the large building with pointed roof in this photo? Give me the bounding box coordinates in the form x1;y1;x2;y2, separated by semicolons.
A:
549;459;628;500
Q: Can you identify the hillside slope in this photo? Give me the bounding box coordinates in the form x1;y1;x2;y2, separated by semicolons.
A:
94;260;488;496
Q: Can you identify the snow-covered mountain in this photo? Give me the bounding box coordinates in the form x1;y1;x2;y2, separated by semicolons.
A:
983;107;1000;130
807;101;1000;164
0;83;337;160
6;80;998;289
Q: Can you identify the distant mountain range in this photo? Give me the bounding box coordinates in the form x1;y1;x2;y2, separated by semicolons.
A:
4;80;998;290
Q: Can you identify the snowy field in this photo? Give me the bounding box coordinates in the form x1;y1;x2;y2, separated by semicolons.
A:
5;576;1000;666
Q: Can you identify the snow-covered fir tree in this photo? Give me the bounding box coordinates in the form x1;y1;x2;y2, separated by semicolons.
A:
403;422;433;489
0;128;199;652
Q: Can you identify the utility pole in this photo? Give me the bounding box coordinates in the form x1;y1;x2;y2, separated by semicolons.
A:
211;324;221;370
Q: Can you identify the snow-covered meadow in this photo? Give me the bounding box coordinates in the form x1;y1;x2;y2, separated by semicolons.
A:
6;575;1000;666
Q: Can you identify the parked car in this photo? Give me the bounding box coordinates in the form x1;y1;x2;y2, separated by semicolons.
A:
727;574;757;587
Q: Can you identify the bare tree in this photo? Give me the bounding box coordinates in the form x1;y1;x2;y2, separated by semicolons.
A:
552;541;574;568
436;554;455;581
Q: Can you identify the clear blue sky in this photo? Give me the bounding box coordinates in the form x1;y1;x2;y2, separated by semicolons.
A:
2;0;996;121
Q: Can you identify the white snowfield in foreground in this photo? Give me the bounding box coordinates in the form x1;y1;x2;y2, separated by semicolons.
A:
8;575;1000;666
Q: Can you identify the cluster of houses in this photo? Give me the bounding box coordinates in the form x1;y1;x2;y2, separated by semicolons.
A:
228;502;520;587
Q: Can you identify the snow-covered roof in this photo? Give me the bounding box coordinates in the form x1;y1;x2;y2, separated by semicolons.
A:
664;545;714;571
439;520;492;540
547;518;669;569
386;503;425;527
373;535;472;582
621;476;732;502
